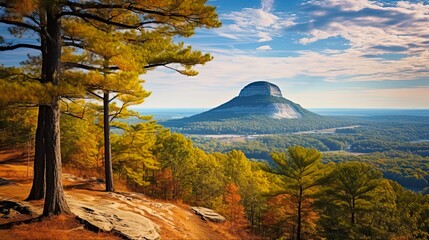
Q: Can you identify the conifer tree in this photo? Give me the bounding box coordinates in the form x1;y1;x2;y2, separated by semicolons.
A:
61;4;219;192
270;146;324;240
326;162;382;225
1;0;220;216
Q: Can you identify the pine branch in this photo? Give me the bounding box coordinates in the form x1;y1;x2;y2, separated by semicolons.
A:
87;90;103;100
0;18;41;34
63;62;118;72
59;11;142;29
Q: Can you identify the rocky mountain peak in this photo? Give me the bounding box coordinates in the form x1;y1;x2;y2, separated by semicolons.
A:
239;81;283;97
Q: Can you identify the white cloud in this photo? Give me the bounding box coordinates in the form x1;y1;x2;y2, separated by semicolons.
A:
256;45;272;51
257;32;273;42
298;0;429;56
291;87;429;109
261;0;274;12
216;0;295;43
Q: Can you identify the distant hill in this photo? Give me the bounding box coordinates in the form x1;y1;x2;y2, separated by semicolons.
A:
162;81;355;134
184;81;319;121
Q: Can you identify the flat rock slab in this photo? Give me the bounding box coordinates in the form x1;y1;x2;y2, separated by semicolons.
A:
0;200;41;218
67;194;160;240
191;207;226;223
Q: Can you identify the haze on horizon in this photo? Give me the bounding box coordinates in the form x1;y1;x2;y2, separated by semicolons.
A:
1;0;429;109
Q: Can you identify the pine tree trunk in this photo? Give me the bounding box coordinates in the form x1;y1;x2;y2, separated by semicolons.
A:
26;6;47;202
43;101;70;216
26;105;46;200
104;92;114;192
42;3;71;216
297;188;302;240
351;197;355;225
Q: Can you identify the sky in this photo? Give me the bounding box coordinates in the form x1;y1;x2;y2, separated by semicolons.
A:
142;0;429;109
1;0;429;109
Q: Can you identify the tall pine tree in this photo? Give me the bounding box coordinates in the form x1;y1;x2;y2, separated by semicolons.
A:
0;0;220;215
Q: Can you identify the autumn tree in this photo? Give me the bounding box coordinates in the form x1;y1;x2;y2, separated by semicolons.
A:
220;183;247;228
188;149;224;206
270;146;324;240
1;0;220;215
152;131;196;200
60;100;100;170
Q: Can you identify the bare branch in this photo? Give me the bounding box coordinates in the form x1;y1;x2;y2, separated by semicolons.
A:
109;94;119;103
63;62;119;72
0;43;41;51
87;90;103;100
0;18;41;34
109;103;127;122
59;11;142;29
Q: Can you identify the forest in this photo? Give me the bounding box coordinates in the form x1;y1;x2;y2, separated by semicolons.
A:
0;1;428;239
163;114;361;134
2;106;429;239
190;117;429;193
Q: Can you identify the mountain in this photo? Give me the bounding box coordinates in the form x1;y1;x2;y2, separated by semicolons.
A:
179;81;319;121
161;81;355;134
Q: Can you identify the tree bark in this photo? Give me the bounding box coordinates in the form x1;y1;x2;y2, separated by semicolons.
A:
351;197;355;225
43;101;70;215
297;188;302;240
26;105;46;200
104;92;114;192
26;5;47;202
42;2;71;216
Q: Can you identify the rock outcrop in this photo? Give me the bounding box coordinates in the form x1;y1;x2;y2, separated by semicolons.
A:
191;207;226;223
67;192;160;240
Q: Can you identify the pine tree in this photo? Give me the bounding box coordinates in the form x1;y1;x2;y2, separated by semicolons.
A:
1;0;220;216
60;3;220;192
270;146;324;240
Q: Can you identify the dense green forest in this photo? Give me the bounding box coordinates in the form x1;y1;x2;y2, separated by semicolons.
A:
189;116;429;194
1;107;429;239
163;115;361;134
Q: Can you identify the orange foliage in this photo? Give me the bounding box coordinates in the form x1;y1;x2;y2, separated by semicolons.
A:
153;167;176;200
3;214;120;240
263;194;319;239
219;183;248;228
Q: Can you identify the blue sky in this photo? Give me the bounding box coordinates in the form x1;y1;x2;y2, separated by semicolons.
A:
1;0;429;109
143;0;429;109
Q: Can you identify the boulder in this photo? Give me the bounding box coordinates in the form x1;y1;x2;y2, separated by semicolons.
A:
190;207;226;223
68;196;160;240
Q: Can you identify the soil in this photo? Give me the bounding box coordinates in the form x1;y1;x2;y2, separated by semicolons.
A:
0;148;230;240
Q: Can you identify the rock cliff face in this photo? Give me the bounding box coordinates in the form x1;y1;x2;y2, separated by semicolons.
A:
195;81;313;120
